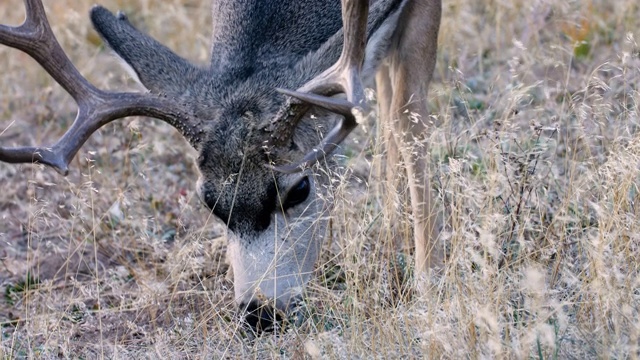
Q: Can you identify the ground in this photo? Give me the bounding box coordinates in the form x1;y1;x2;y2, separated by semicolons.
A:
0;0;639;358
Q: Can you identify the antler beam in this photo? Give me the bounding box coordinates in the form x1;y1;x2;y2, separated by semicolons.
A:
273;0;370;173
0;0;203;175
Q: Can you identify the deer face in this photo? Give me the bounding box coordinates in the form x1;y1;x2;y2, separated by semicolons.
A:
194;101;335;328
87;3;354;329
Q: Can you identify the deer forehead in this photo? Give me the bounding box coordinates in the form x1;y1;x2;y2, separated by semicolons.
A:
195;117;284;235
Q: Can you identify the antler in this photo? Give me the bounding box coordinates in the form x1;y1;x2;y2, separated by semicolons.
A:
0;0;203;175
273;0;370;173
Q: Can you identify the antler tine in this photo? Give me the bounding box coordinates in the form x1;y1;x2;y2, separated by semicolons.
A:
269;90;358;174
0;0;202;175
0;93;197;174
297;0;369;102
0;0;98;102
273;0;370;173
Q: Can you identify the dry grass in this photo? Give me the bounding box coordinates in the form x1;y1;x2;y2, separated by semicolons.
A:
1;0;639;358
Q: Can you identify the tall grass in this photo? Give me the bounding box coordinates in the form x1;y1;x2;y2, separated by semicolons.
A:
0;0;639;358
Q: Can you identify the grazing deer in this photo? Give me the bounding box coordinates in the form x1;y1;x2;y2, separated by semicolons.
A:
0;0;441;331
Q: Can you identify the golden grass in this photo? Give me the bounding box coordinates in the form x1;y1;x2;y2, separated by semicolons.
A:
1;0;639;358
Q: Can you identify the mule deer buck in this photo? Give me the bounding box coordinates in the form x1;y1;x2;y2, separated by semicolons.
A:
0;0;441;331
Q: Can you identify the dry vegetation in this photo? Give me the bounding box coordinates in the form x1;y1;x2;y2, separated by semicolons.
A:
0;0;639;358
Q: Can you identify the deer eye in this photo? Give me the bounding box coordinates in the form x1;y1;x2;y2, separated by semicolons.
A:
282;177;310;210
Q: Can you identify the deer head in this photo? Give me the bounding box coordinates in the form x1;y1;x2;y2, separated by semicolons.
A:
0;0;409;331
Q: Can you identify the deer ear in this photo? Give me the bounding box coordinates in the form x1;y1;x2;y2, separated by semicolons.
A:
90;6;200;95
359;6;404;85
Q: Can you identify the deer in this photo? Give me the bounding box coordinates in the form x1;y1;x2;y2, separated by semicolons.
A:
0;0;441;331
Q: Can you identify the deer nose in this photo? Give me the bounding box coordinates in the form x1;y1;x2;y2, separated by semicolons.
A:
241;300;284;333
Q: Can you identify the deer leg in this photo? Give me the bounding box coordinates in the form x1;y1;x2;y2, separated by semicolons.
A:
376;65;395;188
375;65;400;193
376;65;413;253
387;0;442;277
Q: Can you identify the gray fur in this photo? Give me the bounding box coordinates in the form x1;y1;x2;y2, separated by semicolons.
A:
90;0;411;312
